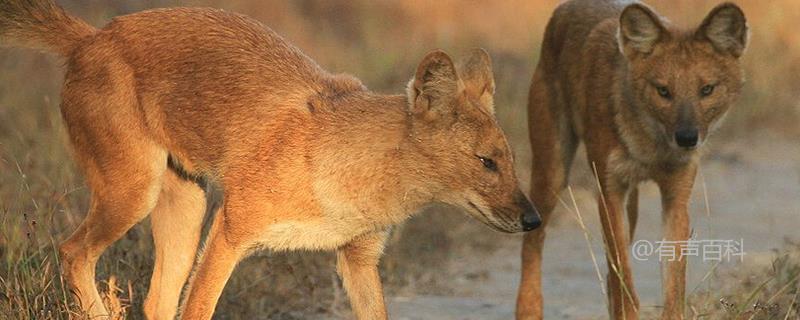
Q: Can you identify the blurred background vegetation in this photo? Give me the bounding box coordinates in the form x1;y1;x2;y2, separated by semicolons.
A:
1;1;798;319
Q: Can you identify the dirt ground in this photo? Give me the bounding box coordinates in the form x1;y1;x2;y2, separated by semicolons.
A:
385;131;800;319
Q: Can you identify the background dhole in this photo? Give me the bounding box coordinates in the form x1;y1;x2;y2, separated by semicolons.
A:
517;0;748;319
0;1;540;319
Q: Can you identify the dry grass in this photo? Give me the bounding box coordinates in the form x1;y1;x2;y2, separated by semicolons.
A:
1;0;798;319
687;241;800;320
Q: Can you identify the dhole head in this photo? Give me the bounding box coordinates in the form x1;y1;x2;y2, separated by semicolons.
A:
405;49;541;233
618;2;748;151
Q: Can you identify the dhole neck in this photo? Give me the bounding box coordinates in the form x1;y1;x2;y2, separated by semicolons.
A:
381;95;440;216
326;92;435;218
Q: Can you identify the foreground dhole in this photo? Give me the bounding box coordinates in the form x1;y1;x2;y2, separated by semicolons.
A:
0;1;541;319
516;1;748;319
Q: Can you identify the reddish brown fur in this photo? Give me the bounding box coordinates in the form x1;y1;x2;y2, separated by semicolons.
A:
0;1;541;319
517;1;747;319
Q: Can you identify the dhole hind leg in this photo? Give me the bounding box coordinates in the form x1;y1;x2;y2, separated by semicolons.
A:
516;68;578;320
144;170;206;320
57;69;167;318
58;134;166;318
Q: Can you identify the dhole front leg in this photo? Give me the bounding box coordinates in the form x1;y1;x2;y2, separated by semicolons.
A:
596;173;639;320
657;165;696;320
179;206;247;320
517;65;578;320
336;230;390;320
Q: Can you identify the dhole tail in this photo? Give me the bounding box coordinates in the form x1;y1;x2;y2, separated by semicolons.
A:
0;0;95;55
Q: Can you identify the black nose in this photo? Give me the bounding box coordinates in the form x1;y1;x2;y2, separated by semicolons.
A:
674;128;699;148
521;209;542;231
513;190;542;231
519;198;542;231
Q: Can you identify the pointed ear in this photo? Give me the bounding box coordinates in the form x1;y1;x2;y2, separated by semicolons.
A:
695;3;748;57
459;48;496;114
406;50;461;119
618;3;668;58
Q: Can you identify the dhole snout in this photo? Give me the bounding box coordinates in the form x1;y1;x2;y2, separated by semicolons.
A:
497;189;542;232
672;105;702;149
464;188;541;233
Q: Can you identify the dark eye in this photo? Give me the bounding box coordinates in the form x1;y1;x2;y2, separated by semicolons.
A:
656;86;671;99
700;84;715;97
477;156;497;172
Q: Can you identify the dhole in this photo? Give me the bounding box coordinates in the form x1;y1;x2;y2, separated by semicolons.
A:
0;1;541;319
516;1;747;319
